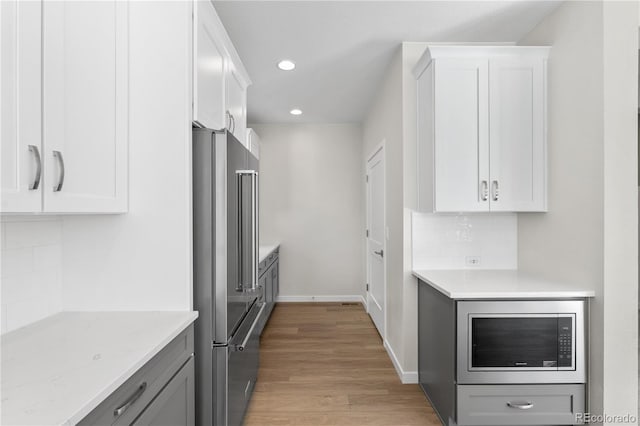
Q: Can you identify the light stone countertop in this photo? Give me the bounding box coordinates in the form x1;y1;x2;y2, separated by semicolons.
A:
1;311;198;426
259;244;280;263
413;269;595;299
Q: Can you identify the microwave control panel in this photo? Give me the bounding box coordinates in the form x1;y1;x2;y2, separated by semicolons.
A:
558;316;573;367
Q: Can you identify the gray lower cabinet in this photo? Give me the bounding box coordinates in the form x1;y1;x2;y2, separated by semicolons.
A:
457;384;585;426
257;248;279;334
79;326;195;426
417;280;586;426
271;261;279;304
134;357;195;426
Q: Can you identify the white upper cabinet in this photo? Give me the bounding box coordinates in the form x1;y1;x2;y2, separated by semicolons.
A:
1;1;42;213
193;0;226;130
1;1;128;214
488;55;546;212
414;46;549;213
42;1;128;213
193;0;251;143
226;64;248;145
246;128;260;159
432;58;489;212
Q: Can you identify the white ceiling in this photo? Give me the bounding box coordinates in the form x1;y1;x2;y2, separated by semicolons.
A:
213;1;561;124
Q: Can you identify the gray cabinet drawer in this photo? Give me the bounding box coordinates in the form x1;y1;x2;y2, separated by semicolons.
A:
79;326;194;426
132;356;195;426
457;384;585;425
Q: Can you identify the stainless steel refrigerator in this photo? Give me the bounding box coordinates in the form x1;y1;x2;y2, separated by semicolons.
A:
193;128;264;426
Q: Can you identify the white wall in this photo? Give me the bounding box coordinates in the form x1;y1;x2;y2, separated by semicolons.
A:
361;44;434;382
519;1;638;421
0;2;194;325
253;123;365;300
60;1;193;311
362;49;408;375
601;2;638;420
1;219;63;333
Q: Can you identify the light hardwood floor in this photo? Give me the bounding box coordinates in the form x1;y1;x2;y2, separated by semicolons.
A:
244;302;441;426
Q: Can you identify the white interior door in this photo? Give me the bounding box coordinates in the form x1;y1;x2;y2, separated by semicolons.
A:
366;146;385;338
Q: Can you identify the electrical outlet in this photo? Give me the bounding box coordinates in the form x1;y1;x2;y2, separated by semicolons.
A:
465;256;481;267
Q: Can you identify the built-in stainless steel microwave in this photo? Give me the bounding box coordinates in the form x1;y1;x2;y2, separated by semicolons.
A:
456;300;586;384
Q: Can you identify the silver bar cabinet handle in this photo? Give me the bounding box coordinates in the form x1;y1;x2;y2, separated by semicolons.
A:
507;401;534;410
480;180;488;201
28;145;41;190
113;382;147;417
53;150;65;192
492;180;499;201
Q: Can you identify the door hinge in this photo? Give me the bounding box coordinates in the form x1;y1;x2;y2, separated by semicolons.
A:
366;175;369;183
366;283;369;291
366;229;369;237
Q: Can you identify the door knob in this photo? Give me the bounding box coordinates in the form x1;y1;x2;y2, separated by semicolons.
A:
374;250;384;258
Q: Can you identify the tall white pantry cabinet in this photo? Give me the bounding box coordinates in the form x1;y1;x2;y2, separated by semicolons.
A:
1;0;129;214
414;46;550;213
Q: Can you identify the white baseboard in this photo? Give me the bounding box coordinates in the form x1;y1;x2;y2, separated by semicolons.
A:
276;295;366;306
383;339;418;384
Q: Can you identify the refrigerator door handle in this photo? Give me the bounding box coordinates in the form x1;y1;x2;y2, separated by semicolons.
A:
237;170;259;292
236;171;244;292
232;303;265;352
251;171;259;291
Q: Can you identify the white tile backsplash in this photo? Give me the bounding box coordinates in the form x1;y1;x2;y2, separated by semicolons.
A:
1;219;63;334
412;212;518;270
4;219;62;249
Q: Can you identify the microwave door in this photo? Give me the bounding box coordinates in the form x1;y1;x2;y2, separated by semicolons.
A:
457;300;586;385
470;316;560;369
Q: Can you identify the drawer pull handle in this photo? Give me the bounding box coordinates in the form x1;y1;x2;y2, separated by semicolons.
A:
507;401;534;410
114;382;147;417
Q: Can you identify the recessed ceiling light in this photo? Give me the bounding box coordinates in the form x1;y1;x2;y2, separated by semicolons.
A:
277;60;296;71
290;109;302;116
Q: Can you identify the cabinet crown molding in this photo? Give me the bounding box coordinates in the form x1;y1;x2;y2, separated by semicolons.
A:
413;45;551;79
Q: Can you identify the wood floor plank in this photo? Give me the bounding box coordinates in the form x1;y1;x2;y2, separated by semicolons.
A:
244;303;440;425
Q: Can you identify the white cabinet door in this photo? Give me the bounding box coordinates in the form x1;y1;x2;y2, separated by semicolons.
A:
193;0;226;130
42;1;128;213
226;65;247;146
1;0;42;213
489;56;546;211
433;58;490;212
246;128;260;159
